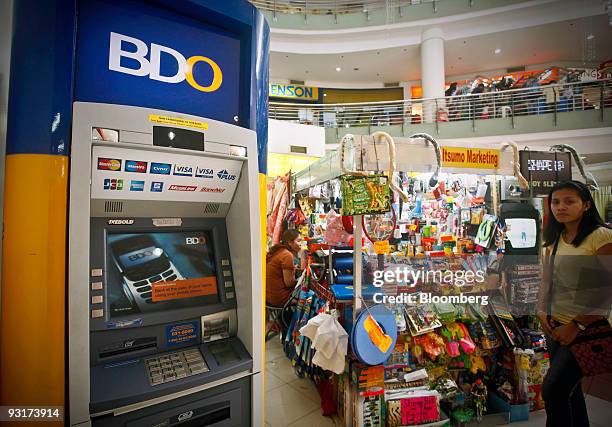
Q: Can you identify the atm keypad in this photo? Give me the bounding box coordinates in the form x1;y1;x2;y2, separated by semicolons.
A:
145;348;209;386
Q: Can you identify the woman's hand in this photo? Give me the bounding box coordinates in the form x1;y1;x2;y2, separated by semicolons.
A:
537;313;553;336
551;323;580;346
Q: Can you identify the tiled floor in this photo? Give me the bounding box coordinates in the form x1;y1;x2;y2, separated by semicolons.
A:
264;337;612;426
264;337;339;427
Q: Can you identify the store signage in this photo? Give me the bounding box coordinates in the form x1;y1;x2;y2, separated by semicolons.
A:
75;0;241;123
269;83;319;101
340;174;390;216
519;151;572;196
441;147;500;169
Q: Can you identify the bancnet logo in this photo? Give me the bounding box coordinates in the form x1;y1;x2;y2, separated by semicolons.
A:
108;32;223;93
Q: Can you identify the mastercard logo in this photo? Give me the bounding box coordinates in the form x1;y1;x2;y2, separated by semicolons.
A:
98;158;122;171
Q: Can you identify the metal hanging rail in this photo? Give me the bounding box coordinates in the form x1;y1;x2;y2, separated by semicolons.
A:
250;0;438;15
270;79;612;129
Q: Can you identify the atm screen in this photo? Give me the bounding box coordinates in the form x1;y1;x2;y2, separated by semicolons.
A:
106;231;220;317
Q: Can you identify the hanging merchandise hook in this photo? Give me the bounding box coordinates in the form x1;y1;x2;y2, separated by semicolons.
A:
339;133;369;177
550;144;599;190
371;131;410;202
409;133;441;188
500;140;529;191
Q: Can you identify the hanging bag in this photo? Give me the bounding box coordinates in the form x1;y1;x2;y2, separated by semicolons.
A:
549;235;612;377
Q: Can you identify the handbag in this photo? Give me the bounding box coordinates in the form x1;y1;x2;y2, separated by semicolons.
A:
549;234;612;377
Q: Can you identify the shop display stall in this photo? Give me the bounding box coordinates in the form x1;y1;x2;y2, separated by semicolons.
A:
273;132;582;426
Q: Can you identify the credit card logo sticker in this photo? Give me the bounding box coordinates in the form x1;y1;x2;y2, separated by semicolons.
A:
130;180;145;191
168;184;197;192
125;160;148;173
195;166;214;178
150;163;172;175
98;158;122;171
217;169;236;181
200;187;225;193
151;182;164;192
173;165;194;177
103;179;124;190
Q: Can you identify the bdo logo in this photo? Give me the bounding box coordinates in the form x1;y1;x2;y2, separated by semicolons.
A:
185;236;206;245
109;32;223;93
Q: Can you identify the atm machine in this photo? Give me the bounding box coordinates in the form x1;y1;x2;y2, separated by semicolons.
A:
68;103;263;426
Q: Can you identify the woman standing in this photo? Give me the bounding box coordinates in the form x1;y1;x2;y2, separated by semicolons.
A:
537;181;612;427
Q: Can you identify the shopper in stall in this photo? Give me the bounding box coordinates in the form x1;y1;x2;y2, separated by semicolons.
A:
537;180;612;427
266;229;302;308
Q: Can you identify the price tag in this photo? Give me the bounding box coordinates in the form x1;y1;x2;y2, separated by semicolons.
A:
374;240;390;255
364;314;392;353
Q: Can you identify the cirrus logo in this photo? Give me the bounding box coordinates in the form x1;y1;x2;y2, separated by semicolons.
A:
109;32;223;93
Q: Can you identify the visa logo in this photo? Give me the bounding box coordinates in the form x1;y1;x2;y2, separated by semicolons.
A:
125;160;147;173
130;180;145;191
195;166;213;178
150;162;171;175
173;165;193;177
109;32;223;93
217;169;236;181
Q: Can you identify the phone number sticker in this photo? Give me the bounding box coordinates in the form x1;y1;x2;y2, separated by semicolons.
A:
166;321;200;346
0;406;63;421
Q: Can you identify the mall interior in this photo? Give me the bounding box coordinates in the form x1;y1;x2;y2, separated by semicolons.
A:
1;0;612;426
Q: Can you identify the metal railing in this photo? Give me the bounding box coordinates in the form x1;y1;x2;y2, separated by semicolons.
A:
250;0;439;16
269;79;612;130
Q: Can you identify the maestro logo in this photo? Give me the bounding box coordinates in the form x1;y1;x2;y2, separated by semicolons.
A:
125;160;147;173
109;32;223;93
217;169;236;181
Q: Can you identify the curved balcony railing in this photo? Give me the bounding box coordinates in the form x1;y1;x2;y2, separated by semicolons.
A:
250;0;433;15
269;79;612;132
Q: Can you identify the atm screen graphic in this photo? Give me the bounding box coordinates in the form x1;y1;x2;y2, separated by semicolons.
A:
107;231;219;316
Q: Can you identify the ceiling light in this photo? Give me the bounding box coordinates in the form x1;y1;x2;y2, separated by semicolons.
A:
586;34;595;40
323;93;327;97
494;48;502;54
335;67;342;72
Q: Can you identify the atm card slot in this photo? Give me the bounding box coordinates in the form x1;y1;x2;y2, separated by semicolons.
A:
98;337;157;360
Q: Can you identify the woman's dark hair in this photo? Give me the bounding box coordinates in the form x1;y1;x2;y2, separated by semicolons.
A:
267;229;300;261
543;180;609;247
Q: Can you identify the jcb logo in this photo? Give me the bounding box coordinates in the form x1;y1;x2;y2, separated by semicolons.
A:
186;237;206;245
109;32;223;93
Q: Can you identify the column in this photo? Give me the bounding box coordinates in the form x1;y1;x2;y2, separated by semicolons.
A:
420;27;445;123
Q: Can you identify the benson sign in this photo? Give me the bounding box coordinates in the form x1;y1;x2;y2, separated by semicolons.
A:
269;84;319;101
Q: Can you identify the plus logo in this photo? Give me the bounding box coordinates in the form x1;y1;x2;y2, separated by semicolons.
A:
216;169;236;181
